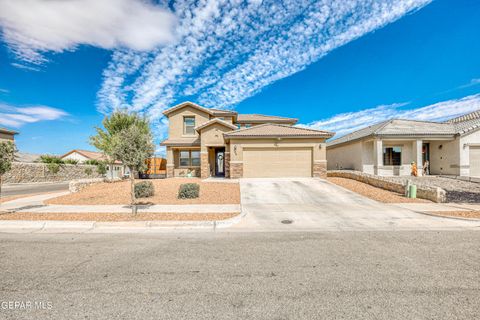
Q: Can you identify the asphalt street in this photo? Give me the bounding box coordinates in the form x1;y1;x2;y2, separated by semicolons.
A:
1;182;69;197
1;231;479;320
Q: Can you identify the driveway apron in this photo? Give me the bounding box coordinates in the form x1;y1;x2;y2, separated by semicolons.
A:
231;178;480;231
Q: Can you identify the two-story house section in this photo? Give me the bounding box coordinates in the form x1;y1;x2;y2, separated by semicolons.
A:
160;101;334;179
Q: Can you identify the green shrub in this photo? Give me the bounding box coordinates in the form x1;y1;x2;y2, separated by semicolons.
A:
84;167;93;175
96;162;107;175
39;155;64;164
63;159;79;165
46;162;60;174
84;159;100;165
134;181;154;198
178;183;200;199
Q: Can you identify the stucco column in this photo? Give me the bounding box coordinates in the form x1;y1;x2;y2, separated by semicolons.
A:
412;139;423;176
166;147;174;178
373;139;383;175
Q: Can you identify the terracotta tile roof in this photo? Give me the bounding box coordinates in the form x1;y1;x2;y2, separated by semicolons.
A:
195;118;237;131
60;149;122;164
236;114;298;124
0;127;18;135
209;108;237;116
224;123;334;138
160;138;201;146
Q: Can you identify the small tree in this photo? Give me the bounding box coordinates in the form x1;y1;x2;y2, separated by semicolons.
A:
90;110;150;180
110;118;154;214
0;141;16;201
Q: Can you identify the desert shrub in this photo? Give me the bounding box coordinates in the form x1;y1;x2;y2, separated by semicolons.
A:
134;181;154;198
178;183;200;199
84;167;93;175
46;162;61;174
84;159;100;165
63;159;79;165
39;155;64;164
96;162;107;175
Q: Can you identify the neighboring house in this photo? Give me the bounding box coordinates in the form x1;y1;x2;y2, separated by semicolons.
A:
327;110;480;177
60;149;129;178
160;101;334;178
0;127;18;143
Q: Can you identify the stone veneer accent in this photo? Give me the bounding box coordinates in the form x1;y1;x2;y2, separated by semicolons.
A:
313;161;327;179
201;153;209;179
3;162;103;184
328;170;447;203
224;152;230;178
166;165;174;178
230;162;243;179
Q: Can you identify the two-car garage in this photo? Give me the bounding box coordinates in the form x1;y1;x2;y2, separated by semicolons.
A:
243;147;313;178
225;123;334;179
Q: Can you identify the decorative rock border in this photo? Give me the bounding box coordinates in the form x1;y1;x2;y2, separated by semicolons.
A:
69;178;105;193
328;170;447;203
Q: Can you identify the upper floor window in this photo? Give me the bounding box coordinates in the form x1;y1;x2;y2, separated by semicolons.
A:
183;116;195;135
383;147;401;166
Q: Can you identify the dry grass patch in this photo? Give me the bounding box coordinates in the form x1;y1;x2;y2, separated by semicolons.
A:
0;211;239;222
327;177;431;203
46;178;240;205
427;211;480;219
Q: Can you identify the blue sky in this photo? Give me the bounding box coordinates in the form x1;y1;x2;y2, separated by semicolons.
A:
0;0;479;155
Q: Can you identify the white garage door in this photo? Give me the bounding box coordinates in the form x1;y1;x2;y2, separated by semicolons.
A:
470;147;480;177
243;147;312;178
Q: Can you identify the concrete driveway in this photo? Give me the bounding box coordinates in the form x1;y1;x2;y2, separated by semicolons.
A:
231;178;480;231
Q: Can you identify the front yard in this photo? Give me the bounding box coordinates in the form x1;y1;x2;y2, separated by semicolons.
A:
0;211;238;221
46;178;240;205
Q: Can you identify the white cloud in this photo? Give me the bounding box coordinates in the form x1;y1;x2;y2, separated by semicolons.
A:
304;93;480;137
98;0;432;139
0;0;176;64
0;104;68;127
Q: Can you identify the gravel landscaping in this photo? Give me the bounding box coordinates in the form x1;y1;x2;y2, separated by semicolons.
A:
0;211;239;221
428;211;480;219
384;176;480;203
46;178;240;205
327;177;430;203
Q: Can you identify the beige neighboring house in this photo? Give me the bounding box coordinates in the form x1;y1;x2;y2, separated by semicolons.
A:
60;149;129;178
160;101;334;179
0;127;18;143
327;110;480;177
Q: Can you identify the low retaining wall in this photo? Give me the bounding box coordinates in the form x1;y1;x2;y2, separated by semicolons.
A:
69;178;105;193
328;170;447;203
3;162;103;184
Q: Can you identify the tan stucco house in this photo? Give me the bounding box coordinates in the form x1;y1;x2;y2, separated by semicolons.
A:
160;102;334;178
0;127;18;143
327;110;480;177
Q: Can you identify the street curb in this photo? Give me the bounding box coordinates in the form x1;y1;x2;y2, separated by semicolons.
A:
413;210;480;222
0;211;245;233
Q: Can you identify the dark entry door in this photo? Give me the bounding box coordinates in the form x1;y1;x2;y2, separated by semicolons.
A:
215;149;225;177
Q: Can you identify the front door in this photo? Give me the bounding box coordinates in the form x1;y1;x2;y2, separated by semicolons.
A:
215;149;225;177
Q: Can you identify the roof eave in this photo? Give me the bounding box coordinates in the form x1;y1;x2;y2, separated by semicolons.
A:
225;134;333;140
